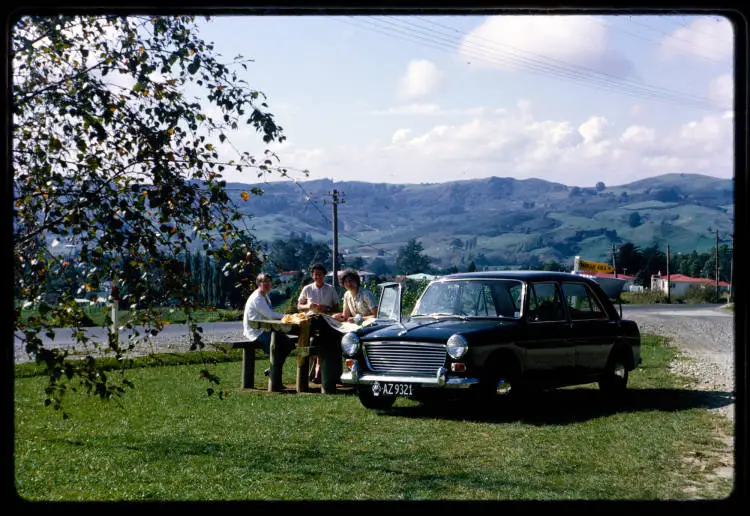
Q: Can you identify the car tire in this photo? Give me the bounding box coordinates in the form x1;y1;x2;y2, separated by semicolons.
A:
598;352;629;395
357;387;397;410
478;363;522;404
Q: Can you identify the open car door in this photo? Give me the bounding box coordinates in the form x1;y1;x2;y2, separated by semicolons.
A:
376;282;402;324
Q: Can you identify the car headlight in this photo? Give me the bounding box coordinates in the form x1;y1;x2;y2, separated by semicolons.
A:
341;332;360;356
446;334;468;359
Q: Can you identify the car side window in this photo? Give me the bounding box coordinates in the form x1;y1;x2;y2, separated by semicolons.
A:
561;282;607;320
508;284;522;312
528;282;566;322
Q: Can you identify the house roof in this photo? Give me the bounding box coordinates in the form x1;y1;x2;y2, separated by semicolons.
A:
652;273;730;287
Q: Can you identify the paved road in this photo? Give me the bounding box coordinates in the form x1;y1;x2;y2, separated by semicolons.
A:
13;321;247;363
15;304;734;364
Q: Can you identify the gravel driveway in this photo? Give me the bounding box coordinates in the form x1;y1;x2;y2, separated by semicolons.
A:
623;306;735;422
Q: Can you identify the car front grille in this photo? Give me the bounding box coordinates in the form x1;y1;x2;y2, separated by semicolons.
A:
363;341;447;377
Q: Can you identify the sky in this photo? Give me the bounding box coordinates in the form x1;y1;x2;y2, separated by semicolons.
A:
194;13;734;188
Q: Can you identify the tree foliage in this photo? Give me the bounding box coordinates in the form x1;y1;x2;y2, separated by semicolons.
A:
395;239;432;275
615;242;731;288
368;257;392;276
267;237;335;273
628;211;642;228
13;15;292;415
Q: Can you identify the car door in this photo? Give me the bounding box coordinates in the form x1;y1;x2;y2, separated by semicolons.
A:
561;281;620;379
376;282;402;323
523;281;574;383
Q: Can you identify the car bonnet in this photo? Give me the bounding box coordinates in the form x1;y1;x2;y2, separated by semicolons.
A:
361;317;516;340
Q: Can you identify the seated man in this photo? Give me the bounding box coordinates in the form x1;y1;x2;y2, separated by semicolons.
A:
243;272;296;391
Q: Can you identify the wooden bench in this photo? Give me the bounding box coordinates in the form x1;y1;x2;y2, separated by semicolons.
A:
242;318;342;394
222;341;266;389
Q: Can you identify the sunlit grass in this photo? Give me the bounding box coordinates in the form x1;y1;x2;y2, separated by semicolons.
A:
14;335;733;501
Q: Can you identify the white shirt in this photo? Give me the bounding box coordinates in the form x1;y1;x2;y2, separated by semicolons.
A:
243;289;284;341
298;282;339;313
342;288;377;317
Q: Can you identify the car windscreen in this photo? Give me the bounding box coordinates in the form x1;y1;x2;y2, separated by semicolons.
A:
411;279;524;319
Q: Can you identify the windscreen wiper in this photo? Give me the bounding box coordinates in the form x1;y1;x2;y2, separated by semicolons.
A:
412;313;469;320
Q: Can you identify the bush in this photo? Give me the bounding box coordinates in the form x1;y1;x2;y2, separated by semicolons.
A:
215;309;243;322
401;279;430;315
620;290;669;304
680;284;720;304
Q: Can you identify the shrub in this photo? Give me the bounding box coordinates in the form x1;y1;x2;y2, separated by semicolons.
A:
680;284;720;304
401;279;430;315
620;290;669;304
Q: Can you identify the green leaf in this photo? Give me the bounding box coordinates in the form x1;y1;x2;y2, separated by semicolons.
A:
187;56;200;74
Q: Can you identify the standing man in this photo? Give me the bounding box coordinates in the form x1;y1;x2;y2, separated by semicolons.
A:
297;263;339;383
297;263;339;315
243;272;296;392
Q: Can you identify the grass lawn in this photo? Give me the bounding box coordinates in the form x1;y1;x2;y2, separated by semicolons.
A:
13;335;735;501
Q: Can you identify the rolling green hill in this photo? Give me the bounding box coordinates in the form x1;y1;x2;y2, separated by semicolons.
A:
229;173;734;269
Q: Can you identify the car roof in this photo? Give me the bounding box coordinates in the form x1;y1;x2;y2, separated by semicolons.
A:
438;270;595;282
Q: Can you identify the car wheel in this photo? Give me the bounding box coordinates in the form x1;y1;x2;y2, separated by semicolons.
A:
478;364;522;403
599;353;629;394
357;386;397;410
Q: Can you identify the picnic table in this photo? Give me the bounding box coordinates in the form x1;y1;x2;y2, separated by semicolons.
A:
245;315;359;394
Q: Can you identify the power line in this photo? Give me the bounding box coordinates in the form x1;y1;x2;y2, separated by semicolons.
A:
388;15;729;110
341;16;728;112
622;16;730;64
676;15;731;43
411;15;725;108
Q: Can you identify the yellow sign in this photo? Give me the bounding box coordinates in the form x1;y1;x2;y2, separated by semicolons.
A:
577;258;614;273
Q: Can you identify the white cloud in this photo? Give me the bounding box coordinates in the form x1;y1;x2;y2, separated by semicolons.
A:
224;101;732;187
391;128;412;144
398;59;441;100
674;115;730;154
708;73;733;106
620;125;655;145
657;16;733;63
578;116;609;143
459;15;634;77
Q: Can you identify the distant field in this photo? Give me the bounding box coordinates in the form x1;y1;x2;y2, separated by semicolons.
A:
622;201;679;210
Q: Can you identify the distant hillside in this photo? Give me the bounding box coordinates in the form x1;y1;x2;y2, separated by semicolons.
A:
229;173;733;269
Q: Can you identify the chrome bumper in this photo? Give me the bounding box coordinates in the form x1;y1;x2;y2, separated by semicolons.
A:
341;360;479;389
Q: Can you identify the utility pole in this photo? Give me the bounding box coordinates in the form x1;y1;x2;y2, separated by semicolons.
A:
715;229;719;303
324;189;344;294
611;243;618;278
666;243;671;304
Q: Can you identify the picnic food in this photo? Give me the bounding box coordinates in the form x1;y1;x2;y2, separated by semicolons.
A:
281;313;309;324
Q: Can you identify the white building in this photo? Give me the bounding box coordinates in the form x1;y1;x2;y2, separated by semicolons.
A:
651;273;730;298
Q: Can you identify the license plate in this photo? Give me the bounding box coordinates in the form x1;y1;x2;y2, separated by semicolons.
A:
372;381;414;398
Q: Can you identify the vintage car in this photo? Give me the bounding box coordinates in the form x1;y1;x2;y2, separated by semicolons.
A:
340;271;641;410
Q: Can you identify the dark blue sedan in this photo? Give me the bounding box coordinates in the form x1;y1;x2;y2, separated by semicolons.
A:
340;271;641;410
